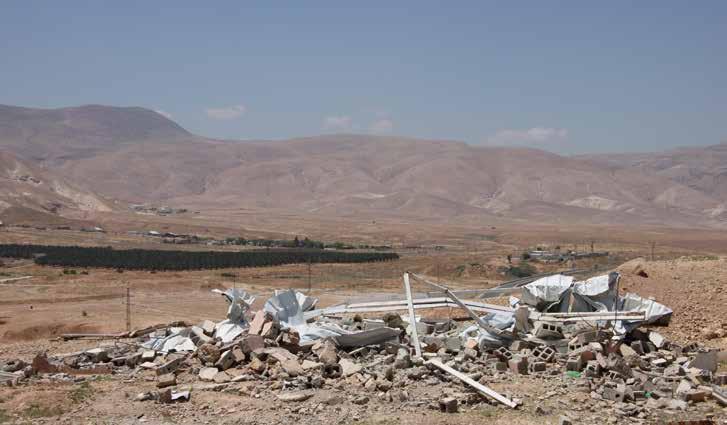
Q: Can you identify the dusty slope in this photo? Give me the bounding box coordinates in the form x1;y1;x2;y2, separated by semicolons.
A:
0;151;111;220
0;104;192;162
1;104;726;226
582;142;727;220
618;256;727;345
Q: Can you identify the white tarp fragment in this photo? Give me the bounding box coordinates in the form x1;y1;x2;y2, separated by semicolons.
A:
212;288;255;325
614;292;673;333
460;311;515;349
144;328;196;353
570;272;619;312
264;289;317;326
469;272;672;344
333;327;401;348
207;288;256;343
521;274;574;309
264;289;333;343
214;320;245;343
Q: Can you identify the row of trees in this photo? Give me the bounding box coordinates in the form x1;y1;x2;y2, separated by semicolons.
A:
0;244;399;271
225;236;326;249
223;236;392;251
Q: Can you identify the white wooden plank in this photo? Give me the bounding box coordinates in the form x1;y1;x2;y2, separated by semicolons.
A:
427;359;517;408
403;272;422;358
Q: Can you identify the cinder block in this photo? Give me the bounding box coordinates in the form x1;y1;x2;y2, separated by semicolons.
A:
565;357;582;372
508;356;528;375
532;345;556;362
494;346;513;362
438;397;458;413
528;361;546;373
584;360;600;377
533;322;563;339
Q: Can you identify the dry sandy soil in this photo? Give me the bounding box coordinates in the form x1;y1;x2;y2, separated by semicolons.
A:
1;226;726;424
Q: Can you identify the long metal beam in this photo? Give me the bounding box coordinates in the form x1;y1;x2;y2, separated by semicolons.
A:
427;359;517;408
304;297;512;319
403;272;422;358
410;273;510;338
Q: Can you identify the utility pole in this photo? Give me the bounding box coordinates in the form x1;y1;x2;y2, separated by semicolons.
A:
650;241;656;261
591;240;594;253
125;283;131;333
307;259;312;293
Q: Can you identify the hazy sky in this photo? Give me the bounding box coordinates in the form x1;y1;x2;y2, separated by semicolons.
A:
2;1;725;154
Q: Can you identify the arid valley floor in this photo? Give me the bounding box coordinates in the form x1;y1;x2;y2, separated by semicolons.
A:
1;213;726;425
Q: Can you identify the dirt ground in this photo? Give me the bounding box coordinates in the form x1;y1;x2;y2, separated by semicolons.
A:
1;225;726;424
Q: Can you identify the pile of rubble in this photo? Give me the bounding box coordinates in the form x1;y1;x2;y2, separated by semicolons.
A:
1;272;725;422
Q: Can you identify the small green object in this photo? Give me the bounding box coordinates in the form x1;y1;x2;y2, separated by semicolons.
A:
566;371;581;378
645;392;652;398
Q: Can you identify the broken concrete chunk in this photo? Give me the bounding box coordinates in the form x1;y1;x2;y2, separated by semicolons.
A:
231;346;246;363
690;351;717;373
281;359;304;377
301;360;322;371
85;348;110;363
248;357;266;374
438;397;458;413
261;321;279;339
31;353;58;375
155;357;183;376
198;343;221;364
213;371;231;383
351;395;369;405
462;348;478;361
663;363;683;377
444;336;462;353
619;343;638;358
278;329;301;353
198;367;219;381
322;363;342;379
156;373;177;388
134;392;155;402
249;310;268;335
239;335;265;354
214;349;235;371
312;340;339;366
339;358;362;377
675;380;693;398
393;348;412;369
277;392;313;402
464;338;479;351
509;340;530;352
141;350;156;361
268;347;297;363
508;356;528;375
665;398;687;410
630;340;645;355
648;331;666;349
191;326;213;345
200;320;216;336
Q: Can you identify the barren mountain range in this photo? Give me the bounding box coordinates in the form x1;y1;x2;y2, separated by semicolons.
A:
1;104;725;227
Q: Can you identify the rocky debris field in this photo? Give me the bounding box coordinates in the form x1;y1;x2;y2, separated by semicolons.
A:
1;316;726;422
618;257;727;346
1;260;726;425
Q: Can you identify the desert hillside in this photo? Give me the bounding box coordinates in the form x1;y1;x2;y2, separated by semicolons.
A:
0;150;111;221
1;104;726;227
